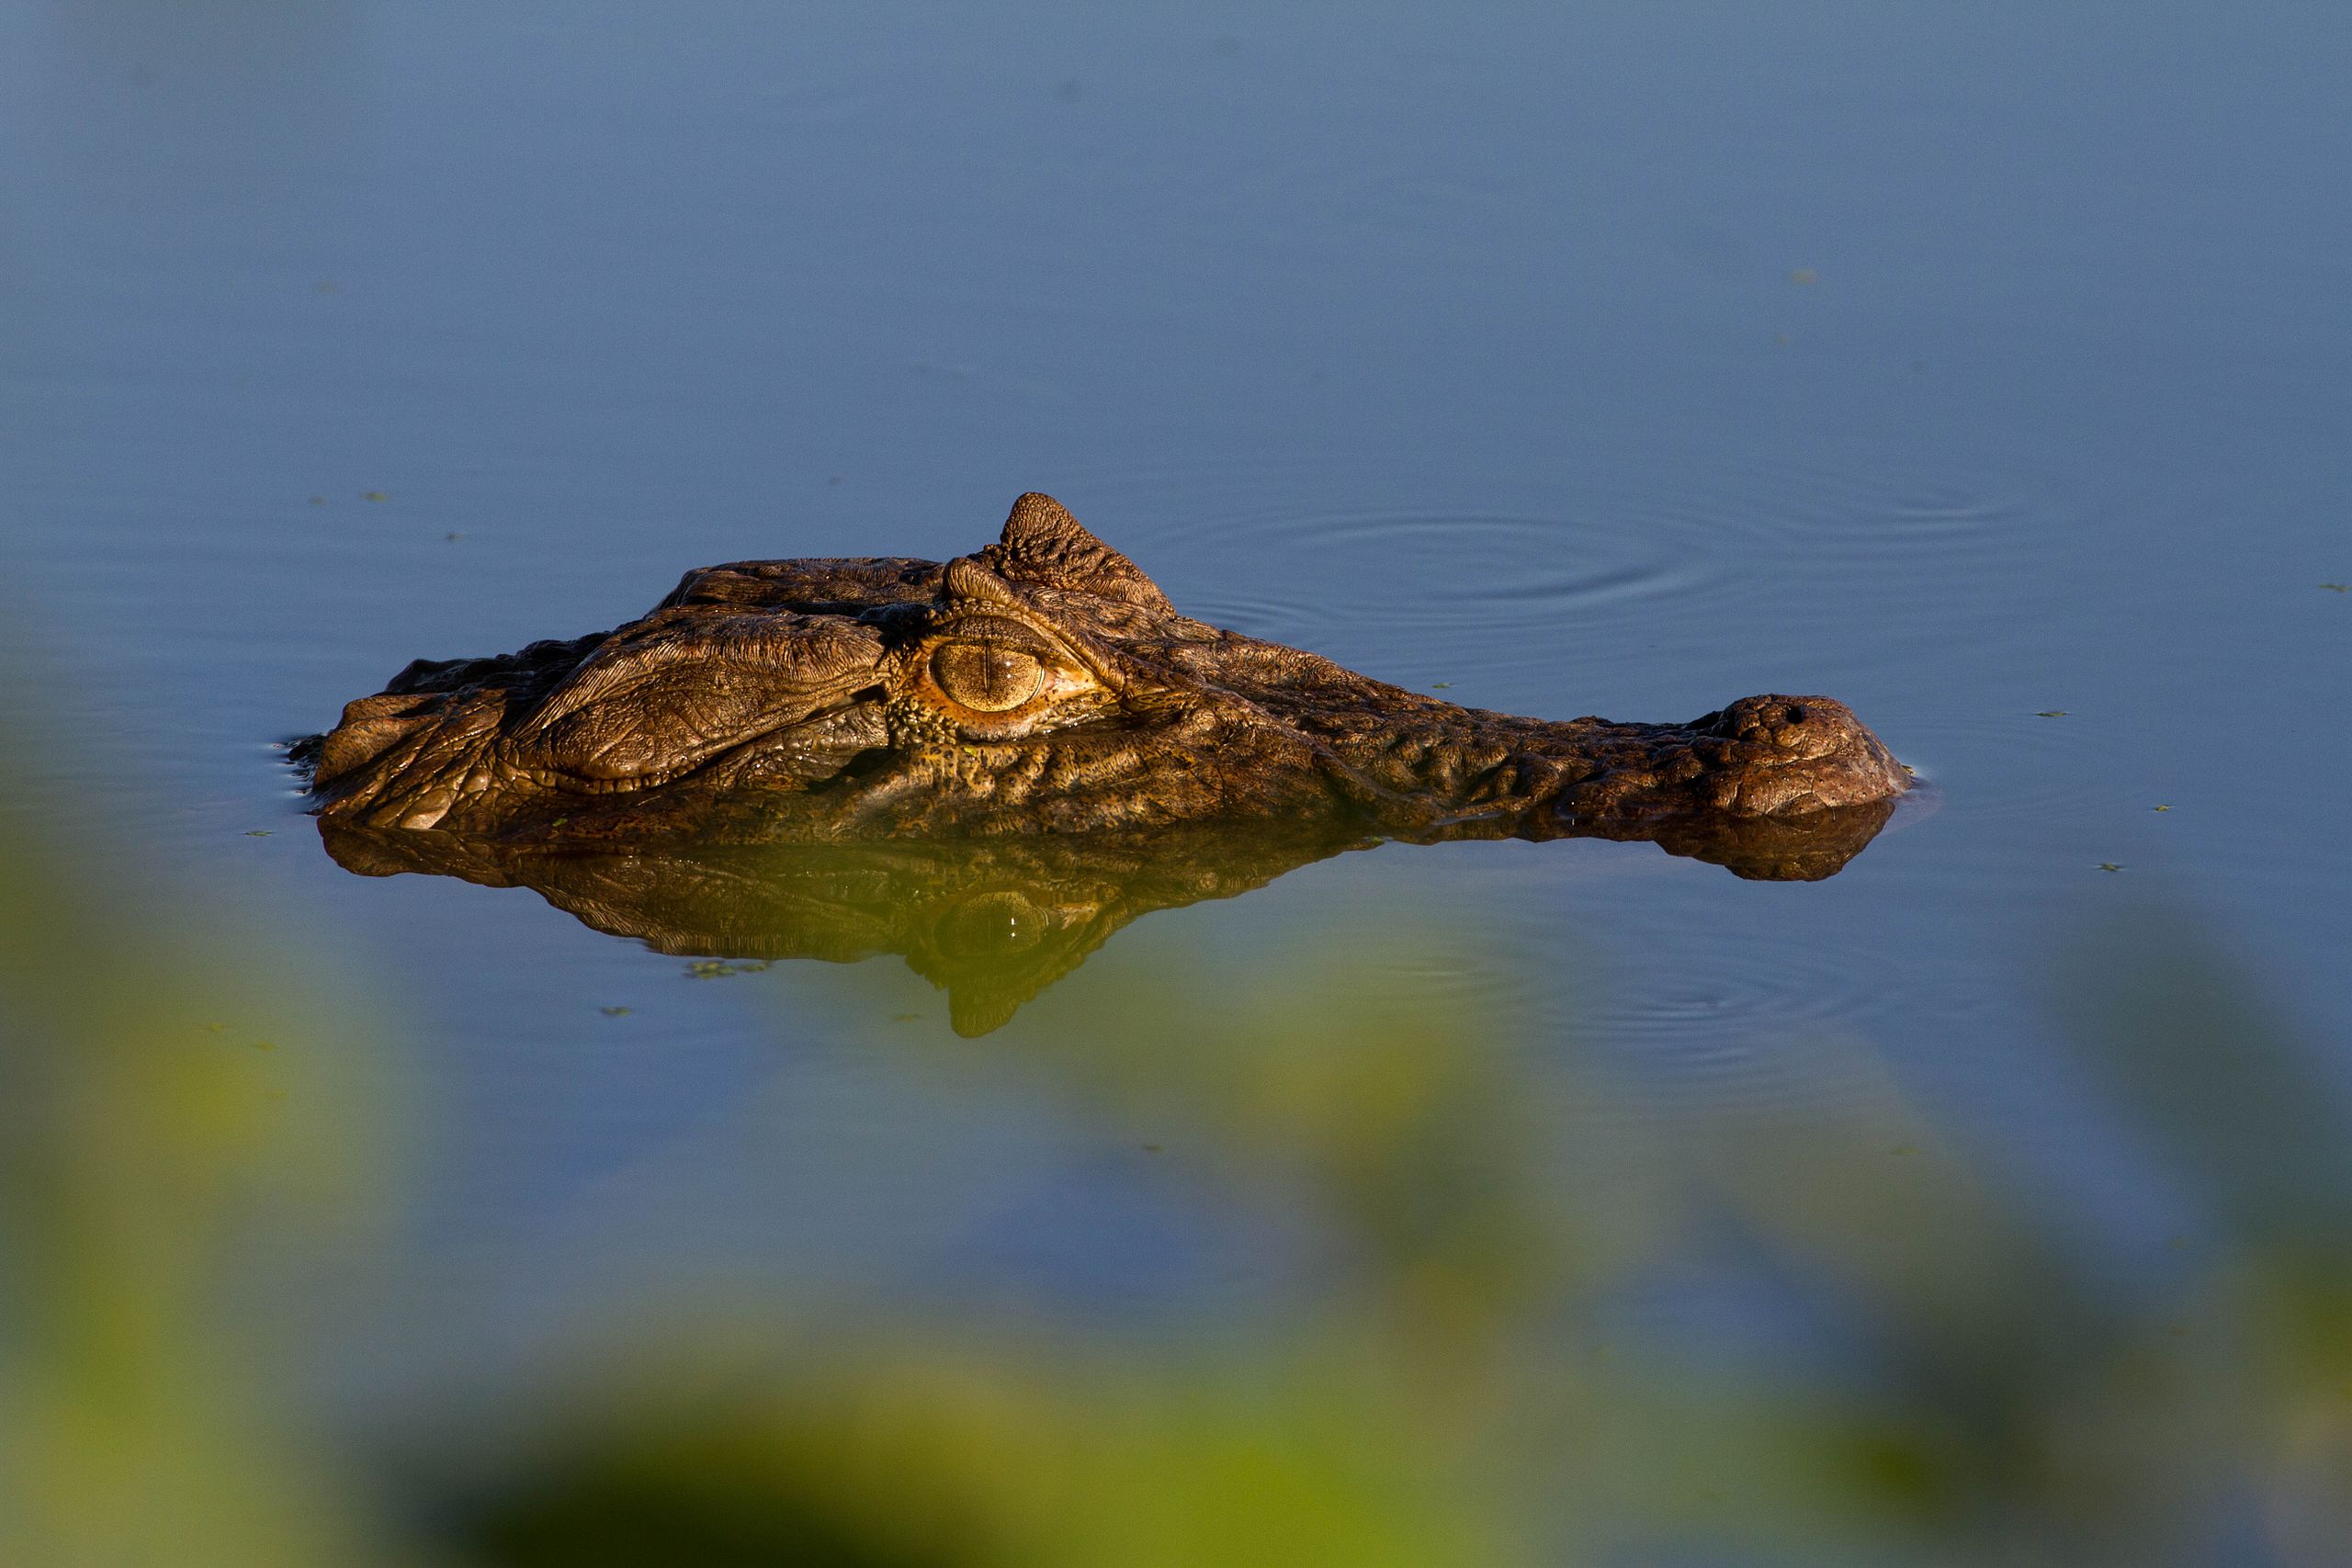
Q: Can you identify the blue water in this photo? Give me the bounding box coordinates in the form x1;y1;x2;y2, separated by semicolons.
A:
4;2;2348;1552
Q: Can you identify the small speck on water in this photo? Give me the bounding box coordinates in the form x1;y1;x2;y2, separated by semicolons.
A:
2097;863;2124;873
244;829;272;837
1141;1143;1165;1153
252;1040;277;1051
598;1006;632;1018
1789;267;1819;285
2154;804;2172;812
307;495;327;506
2323;582;2349;592
362;490;390;502
203;1022;228;1033
1430;682;1453;689
891;1012;922;1022
2036;710;2068;718
445;532;464;542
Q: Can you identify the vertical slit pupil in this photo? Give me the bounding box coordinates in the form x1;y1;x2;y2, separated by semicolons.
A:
933;643;1042;712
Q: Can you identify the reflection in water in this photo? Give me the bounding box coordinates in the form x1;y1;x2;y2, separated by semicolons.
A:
317;795;1894;1034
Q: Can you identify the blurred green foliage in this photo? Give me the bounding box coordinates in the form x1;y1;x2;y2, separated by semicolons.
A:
3;721;2348;1567
0;746;398;1568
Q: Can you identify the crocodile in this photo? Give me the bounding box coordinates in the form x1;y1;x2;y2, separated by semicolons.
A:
299;492;1909;856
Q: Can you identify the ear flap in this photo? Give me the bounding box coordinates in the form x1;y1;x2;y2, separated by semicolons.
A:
976;493;1172;611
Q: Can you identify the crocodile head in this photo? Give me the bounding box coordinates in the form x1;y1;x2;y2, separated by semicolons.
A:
301;493;1907;853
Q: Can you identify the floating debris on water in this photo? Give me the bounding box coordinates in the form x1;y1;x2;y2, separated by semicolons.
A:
1789;267;1819;285
684;960;773;979
2097;863;2123;873
2036;710;2068;718
598;1005;632;1017
362;491;390;502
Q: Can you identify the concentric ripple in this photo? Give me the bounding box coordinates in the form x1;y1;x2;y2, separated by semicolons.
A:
1111;449;2058;685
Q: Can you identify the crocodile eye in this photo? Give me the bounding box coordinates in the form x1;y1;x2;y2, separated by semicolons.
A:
929;642;1044;713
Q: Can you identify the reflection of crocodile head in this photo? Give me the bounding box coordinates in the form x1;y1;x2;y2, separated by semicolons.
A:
318;802;1900;1035
300;493;1907;851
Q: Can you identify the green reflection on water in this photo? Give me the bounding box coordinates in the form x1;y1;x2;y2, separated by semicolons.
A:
313;789;1900;1037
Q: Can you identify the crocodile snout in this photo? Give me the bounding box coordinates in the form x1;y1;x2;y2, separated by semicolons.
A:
1696;694;1908;814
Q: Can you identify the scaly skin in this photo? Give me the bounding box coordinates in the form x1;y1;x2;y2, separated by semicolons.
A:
300;493;1907;849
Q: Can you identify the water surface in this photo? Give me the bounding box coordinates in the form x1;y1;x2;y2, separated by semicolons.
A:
4;3;2348;1559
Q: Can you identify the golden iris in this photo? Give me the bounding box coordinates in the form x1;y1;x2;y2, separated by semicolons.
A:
930;642;1044;712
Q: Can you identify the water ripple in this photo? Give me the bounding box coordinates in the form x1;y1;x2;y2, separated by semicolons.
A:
1129;453;2054;671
